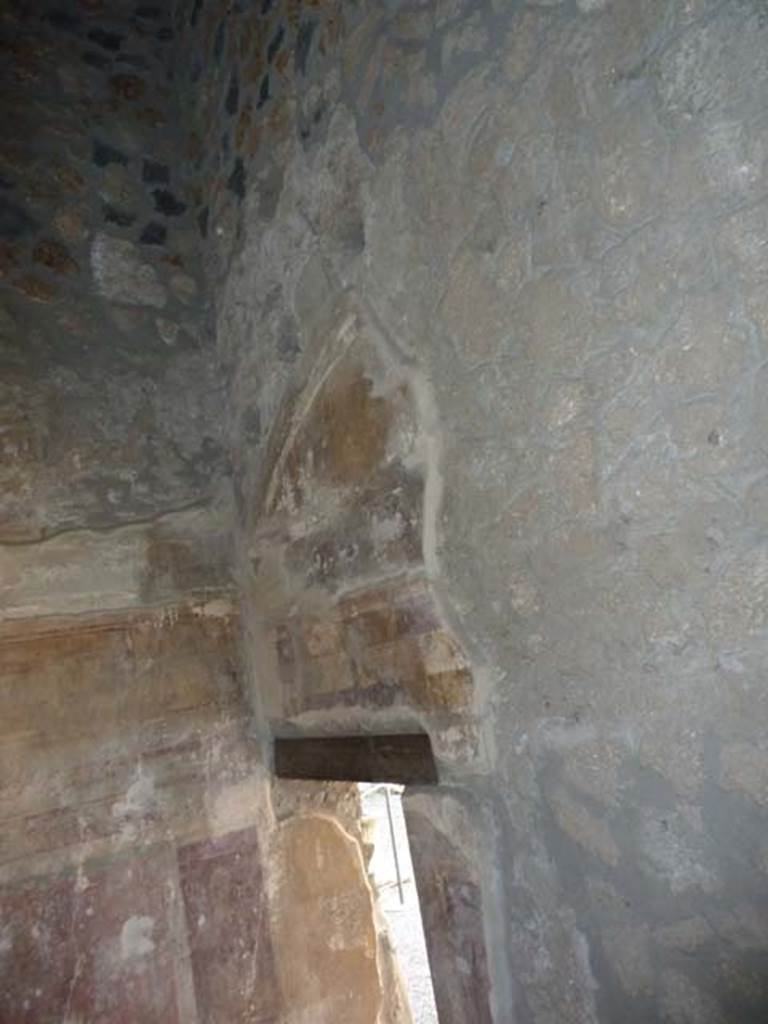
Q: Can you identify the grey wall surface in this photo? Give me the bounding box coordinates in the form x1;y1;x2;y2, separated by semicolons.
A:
0;0;226;541
168;0;768;1019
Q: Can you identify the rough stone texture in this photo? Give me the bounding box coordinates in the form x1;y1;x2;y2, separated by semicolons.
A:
168;0;768;1019
5;0;768;1021
91;232;167;307
0;0;226;539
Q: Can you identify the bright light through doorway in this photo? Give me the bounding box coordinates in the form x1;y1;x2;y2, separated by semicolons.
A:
359;783;439;1024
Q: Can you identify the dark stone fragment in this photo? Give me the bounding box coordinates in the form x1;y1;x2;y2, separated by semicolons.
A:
0;241;19;275
44;10;81;32
190;0;203;27
110;72;145;100
225;74;239;115
258;161;283;220
32;239;77;274
295;20;316;76
12;274;57;303
257;73;270;109
156;26;173;41
135;4;162;16
233;465;247;522
261;0;274;14
0;198;38;240
88;28;122;51
197;206;209;238
277;316;300;362
213;20;226;61
93;139;129;167
139;221;166;245
227;158;245;200
117;53;150;69
103;204;136;227
82;49;111;69
142;159;169;184
267;24;284;64
243;407;261;444
152;189;187;216
297;103;325;145
0;175;15;190
221;131;231;159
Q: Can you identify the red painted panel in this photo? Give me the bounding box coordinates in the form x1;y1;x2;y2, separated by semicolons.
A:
0;846;182;1024
178;827;279;1024
0;871;77;1023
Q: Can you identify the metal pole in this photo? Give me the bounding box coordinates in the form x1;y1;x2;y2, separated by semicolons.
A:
384;785;405;905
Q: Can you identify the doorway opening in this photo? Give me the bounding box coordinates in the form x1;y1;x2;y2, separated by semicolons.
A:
359;782;439;1024
273;732;493;1024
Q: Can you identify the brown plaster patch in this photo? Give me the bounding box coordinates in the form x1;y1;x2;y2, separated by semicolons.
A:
271;815;383;1024
11;274;57;303
272;577;473;716
284;359;394;498
32;238;78;275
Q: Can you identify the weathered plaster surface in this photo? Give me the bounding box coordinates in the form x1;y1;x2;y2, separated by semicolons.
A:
170;0;768;1019
0;593;280;1022
270;813;400;1024
0;0;226;540
403;788;496;1023
4;0;768;1020
0;504;232;620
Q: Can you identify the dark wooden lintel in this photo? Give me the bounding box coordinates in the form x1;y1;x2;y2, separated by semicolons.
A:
273;733;438;785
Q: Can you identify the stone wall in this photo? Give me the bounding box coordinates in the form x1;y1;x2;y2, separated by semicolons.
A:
0;6;412;1018
171;0;768;1020
0;0;225;540
4;0;768;1020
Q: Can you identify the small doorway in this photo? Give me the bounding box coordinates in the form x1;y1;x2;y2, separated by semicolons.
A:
273;733;494;1024
359;782;439;1024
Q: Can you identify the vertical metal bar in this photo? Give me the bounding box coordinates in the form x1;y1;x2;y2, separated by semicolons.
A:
384;785;405;905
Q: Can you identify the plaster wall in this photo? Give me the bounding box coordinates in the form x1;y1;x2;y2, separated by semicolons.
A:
172;0;768;1020
0;597;281;1022
0;507;410;1023
0;0;226;541
3;0;768;1021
